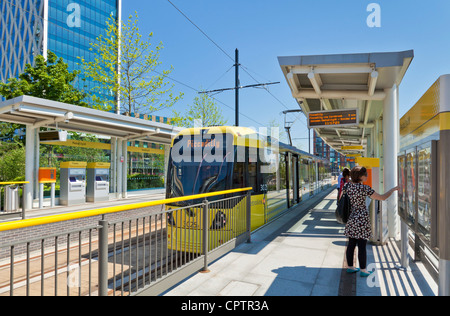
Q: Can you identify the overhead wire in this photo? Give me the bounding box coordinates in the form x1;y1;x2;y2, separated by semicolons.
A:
151;69;265;127
166;0;306;129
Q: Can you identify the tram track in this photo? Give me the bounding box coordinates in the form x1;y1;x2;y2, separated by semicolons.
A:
0;212;188;296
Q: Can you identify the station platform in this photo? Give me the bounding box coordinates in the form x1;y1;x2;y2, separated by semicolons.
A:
164;187;438;296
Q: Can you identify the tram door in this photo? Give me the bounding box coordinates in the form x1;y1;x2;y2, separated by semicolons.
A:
292;155;300;204
309;161;315;196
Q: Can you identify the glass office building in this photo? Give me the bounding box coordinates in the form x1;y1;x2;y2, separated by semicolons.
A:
1;0;120;104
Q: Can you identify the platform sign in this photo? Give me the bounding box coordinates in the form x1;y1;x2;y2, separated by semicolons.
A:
308;109;359;128
341;145;364;151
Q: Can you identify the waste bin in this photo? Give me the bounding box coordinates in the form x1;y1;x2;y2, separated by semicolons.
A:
5;185;19;212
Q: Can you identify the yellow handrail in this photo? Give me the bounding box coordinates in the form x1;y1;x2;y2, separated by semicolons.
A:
0;181;29;185
0;187;253;232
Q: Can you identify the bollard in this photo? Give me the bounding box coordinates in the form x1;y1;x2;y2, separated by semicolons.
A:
39;183;44;209
396;221;410;271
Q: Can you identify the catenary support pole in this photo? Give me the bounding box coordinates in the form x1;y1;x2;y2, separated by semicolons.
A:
235;48;240;127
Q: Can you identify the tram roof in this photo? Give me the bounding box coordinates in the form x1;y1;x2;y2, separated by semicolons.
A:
278;50;414;156
0;95;182;144
279;141;328;163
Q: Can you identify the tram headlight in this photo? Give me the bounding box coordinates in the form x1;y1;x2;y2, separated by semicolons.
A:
210;211;227;230
167;212;176;226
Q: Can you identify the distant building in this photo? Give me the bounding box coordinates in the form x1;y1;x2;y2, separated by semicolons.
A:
313;131;347;174
1;0;120;103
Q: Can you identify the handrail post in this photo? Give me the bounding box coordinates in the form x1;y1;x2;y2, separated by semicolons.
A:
246;190;252;243
201;199;210;273
98;219;109;296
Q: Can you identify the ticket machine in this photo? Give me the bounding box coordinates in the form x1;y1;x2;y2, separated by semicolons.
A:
60;161;87;206
86;162;110;202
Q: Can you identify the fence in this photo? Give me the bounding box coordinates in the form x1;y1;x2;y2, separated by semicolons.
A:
0;187;252;296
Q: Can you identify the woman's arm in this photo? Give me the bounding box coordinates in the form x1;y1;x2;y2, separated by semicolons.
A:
371;186;399;201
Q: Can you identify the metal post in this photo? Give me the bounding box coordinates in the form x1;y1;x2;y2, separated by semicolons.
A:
201;200;210;273
246;190;251;243
439;259;450;296
98;219;109;296
39;183;44;209
235;48;240;127
21;184;26;219
396;221;410;271
50;182;55;207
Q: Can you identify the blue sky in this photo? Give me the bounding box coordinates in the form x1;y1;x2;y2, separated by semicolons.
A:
122;0;450;151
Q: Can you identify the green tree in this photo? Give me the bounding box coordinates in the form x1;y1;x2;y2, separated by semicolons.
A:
172;93;228;128
0;51;88;148
0;51;87;106
0;144;25;181
80;12;183;114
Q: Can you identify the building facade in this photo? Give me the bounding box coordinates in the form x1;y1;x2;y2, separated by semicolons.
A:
313;131;347;175
1;0;120;102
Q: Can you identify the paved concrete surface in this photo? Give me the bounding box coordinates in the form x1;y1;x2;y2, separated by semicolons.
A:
164;189;438;296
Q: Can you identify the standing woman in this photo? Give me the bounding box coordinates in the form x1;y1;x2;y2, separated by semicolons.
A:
338;168;350;201
344;166;398;277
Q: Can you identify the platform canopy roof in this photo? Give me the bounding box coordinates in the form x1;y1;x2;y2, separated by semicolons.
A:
0;95;182;144
278;50;414;156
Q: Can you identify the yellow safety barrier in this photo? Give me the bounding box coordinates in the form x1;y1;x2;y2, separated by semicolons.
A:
0;181;29;185
0;187;253;232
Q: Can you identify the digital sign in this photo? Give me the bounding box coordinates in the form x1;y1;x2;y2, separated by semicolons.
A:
308;109;359;128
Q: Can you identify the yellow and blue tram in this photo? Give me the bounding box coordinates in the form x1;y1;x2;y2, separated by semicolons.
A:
165;126;332;252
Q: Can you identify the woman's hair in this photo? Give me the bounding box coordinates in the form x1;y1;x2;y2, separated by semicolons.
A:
342;168;350;178
350;166;368;183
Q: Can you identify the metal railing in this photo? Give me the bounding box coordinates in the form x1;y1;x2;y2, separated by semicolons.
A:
0;187;252;296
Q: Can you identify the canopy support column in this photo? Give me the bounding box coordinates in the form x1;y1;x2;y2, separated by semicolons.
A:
25;125;37;210
383;84;400;238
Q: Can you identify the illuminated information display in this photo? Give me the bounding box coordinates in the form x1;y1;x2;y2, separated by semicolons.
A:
308;109;359;128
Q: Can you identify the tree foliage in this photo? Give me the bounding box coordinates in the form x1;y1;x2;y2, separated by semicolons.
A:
79;12;183;114
0;51;87;106
0;143;25;181
172;93;228;128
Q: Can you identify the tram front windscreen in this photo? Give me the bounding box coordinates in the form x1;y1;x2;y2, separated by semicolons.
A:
167;134;234;201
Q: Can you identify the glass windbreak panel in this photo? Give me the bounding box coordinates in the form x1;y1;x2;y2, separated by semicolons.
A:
418;145;432;240
405;150;417;228
398;154;407;220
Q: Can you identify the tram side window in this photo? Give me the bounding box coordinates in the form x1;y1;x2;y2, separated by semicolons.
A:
248;160;258;192
233;162;245;188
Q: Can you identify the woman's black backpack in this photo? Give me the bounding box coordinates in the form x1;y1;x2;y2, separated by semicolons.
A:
335;185;351;224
